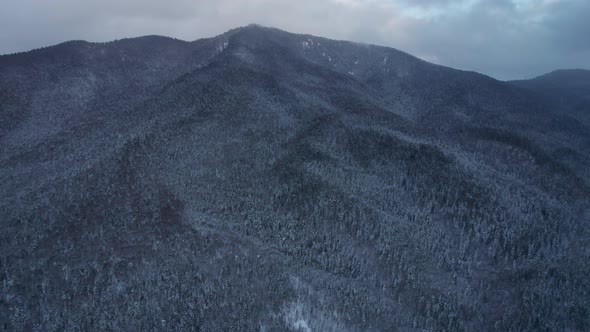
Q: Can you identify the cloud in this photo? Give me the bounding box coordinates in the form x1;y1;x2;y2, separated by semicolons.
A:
404;0;590;79
0;0;588;80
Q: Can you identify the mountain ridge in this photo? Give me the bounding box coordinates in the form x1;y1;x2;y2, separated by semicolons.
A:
3;24;586;83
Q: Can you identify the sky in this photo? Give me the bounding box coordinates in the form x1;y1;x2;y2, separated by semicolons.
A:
0;0;588;80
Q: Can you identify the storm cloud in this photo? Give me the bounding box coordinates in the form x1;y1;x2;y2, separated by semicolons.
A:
1;0;588;79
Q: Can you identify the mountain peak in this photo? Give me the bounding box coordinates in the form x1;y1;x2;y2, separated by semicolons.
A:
244;23;269;29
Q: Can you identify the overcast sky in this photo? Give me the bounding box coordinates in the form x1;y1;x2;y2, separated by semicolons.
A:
1;0;588;80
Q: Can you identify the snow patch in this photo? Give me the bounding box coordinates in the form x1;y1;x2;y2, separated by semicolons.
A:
284;301;311;332
217;41;229;53
293;319;311;332
280;277;348;331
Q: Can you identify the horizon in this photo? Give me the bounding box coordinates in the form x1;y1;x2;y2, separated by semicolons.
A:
1;23;588;82
1;0;589;80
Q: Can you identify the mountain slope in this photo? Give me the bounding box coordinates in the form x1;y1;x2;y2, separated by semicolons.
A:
1;25;589;331
509;69;590;181
510;69;590;124
510;69;590;101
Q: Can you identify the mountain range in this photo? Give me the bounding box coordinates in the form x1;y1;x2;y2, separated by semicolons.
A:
1;24;589;331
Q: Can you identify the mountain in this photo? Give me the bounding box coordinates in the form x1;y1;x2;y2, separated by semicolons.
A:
510;69;590;101
510;69;590;125
1;24;589;331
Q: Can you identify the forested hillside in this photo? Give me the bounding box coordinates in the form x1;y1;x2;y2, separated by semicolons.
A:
1;24;589;331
